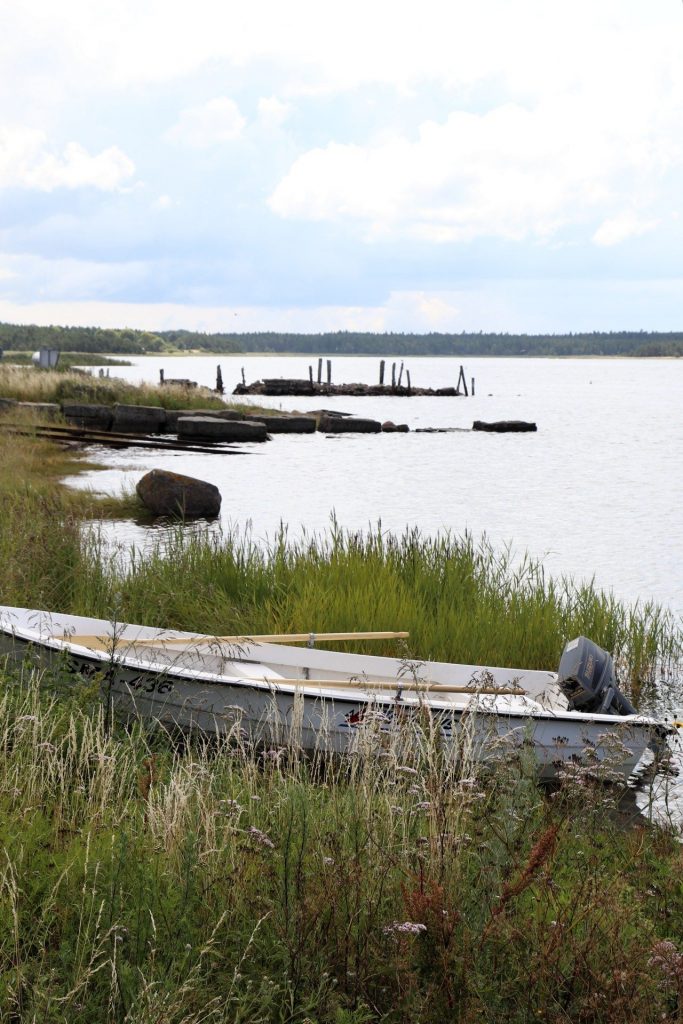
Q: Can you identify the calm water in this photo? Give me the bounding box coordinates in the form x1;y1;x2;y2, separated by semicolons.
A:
64;353;683;824
69;354;683;616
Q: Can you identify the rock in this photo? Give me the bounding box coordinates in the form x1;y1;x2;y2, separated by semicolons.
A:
16;402;61;420
136;469;221;517
381;421;410;433
246;415;317;434
164;408;243;432
472;420;537;433
112;404;167;434
177;416;269;442
317;415;382;434
61;403;113;430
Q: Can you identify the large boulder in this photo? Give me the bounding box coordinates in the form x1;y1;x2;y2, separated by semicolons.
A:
61;402;113;430
136;469;221;517
472;420;537;433
317;415;381;434
177;416;269;442
163;408;238;433
112;404;167;434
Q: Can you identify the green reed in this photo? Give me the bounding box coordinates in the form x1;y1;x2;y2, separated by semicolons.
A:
0;670;682;1023
82;522;680;695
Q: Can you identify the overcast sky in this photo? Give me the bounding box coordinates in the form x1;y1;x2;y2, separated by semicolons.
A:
1;0;682;334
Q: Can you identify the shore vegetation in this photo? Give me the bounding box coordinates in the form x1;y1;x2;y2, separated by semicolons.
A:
1;426;682;1021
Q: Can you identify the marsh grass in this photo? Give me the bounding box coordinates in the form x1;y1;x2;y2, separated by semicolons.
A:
0;670;682;1022
0;365;228;410
100;523;680;697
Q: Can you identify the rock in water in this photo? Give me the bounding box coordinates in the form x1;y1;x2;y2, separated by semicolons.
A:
136;469;221;518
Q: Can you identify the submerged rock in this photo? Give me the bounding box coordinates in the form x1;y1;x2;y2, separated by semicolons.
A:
472;420;537;433
136;469;221;518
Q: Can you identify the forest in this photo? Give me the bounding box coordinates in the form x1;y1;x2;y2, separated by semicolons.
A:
1;321;682;357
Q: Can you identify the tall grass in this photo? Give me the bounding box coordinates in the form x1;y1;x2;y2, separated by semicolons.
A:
0;670;682;1023
99;523;680;695
0;365;229;411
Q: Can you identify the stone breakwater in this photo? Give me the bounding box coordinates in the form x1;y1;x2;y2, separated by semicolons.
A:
0;399;412;437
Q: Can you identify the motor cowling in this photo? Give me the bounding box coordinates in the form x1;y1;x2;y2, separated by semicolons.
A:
557;636;637;716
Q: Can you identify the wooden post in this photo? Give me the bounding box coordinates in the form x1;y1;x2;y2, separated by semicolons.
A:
216;365;224;394
159;368;164;383
398;361;404;387
379;360;385;386
241;367;246;386
406;370;411;393
326;359;332;384
309;365;314;385
391;363;396;387
471;377;475;396
456;364;469;397
317;358;323;384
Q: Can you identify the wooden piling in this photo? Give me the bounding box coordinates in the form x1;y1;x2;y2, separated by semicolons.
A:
317;358;323;384
326;359;332;385
398;361;404;387
471;377;475;396
216;365;224;394
456;364;469;397
392;363;396;387
406;370;411;393
241;367;246;386
159;369;164;383
309;365;314;385
379;360;385;386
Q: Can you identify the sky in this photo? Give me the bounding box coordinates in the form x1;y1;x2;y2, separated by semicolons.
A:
1;0;683;335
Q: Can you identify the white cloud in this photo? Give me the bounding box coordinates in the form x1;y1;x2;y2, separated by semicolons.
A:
0;126;134;191
592;212;660;247
268;95;681;243
257;96;291;126
166;97;246;148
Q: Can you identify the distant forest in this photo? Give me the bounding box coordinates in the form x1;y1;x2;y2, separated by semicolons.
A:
1;322;682;357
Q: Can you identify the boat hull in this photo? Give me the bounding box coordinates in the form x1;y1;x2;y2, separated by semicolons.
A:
0;606;664;781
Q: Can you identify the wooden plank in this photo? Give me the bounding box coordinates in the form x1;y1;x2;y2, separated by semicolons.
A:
53;630;410;649
265;678;526;695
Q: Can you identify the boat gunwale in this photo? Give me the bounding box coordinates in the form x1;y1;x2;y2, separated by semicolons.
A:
0;618;665;733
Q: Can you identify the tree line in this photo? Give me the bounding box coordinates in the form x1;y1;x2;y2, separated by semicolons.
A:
1;322;682;357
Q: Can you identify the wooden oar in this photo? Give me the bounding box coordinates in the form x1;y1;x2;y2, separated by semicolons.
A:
257;678;526;696
53;630;410;651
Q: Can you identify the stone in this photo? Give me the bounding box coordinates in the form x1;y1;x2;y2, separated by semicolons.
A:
112;404;167;434
61;402;113;430
136;469;221;517
177;416;269;442
472;420;537;433
317;415;382;434
246;415;317;434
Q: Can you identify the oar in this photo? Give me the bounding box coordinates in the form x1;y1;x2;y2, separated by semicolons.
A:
54;630;410;650
257;678;526;696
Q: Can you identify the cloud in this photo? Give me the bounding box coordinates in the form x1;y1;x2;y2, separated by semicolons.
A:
592;212;660;247
257;96;291;126
268;95;682;244
166;97;246;148
0;126;134;191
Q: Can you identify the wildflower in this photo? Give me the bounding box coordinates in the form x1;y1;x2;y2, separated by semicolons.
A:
649;941;683;983
415;801;431;811
383;921;427;936
247;826;275;849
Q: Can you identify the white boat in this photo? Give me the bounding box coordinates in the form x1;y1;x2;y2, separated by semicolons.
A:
0;605;671;780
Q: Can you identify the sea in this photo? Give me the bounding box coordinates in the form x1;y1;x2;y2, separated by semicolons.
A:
66;353;683;618
60;352;683;823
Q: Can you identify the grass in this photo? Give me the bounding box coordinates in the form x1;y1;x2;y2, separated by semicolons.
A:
2;351;132;368
1;418;683;1020
0;671;682;1023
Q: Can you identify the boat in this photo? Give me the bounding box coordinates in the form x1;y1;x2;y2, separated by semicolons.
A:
0;605;672;780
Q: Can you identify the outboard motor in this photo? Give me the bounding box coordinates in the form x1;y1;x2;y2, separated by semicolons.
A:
557;636;637;716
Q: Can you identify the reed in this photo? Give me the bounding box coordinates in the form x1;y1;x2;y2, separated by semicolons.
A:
0;668;681;1023
0;365;228;410
92;523;680;695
